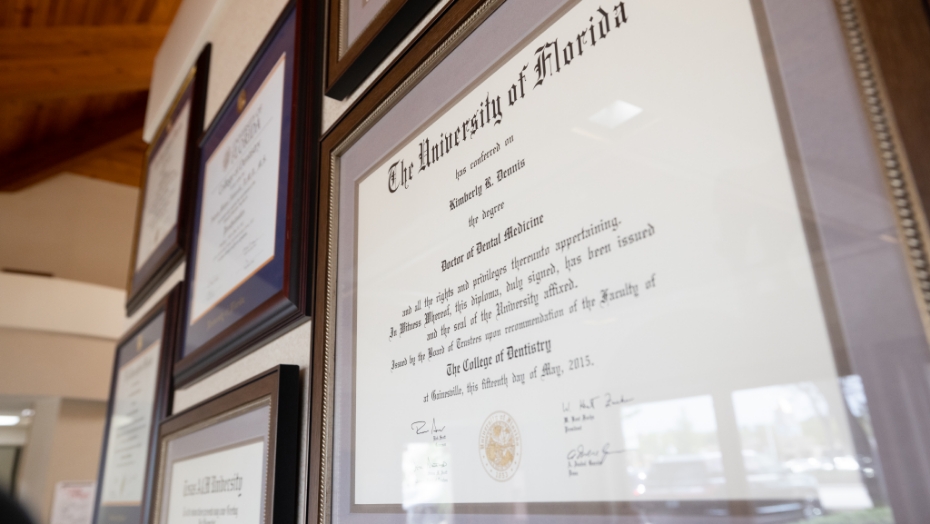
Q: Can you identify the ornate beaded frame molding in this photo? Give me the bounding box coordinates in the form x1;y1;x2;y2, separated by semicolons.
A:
316;2;505;523
338;0;347;57
835;0;930;336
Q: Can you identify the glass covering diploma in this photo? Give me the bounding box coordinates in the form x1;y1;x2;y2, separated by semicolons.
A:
190;56;285;325
165;440;265;524
351;0;848;508
135;101;190;272
151;366;298;524
100;341;160;505
178;6;307;386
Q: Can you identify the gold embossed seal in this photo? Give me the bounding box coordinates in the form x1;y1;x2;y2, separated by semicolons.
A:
237;89;248;113
478;411;521;481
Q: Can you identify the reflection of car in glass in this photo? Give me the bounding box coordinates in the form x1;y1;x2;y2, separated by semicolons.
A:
634;452;822;522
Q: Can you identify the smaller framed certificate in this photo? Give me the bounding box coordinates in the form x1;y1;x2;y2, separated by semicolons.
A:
127;45;211;315
325;0;441;99
177;2;316;385
149;365;299;524
92;284;181;524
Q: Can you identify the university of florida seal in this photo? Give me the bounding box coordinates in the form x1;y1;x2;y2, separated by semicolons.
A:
478;411;521;481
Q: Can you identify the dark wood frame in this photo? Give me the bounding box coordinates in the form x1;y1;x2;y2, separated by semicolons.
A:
91;283;182;524
325;0;441;99
150;365;300;524
126;46;211;316
856;0;930;218
309;0;930;522
175;0;321;386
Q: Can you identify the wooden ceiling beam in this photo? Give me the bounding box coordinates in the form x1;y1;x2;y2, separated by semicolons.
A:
0;97;147;191
0;24;168;100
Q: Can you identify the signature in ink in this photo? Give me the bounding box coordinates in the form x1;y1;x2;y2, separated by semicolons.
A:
410;418;446;435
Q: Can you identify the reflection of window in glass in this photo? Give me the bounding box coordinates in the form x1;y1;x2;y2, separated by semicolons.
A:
732;380;879;515
839;375;890;511
620;395;722;499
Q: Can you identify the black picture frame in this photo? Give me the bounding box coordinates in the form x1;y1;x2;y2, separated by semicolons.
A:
91;283;182;524
325;0;441;99
175;0;319;386
149;365;300;524
310;0;930;521
126;46;211;316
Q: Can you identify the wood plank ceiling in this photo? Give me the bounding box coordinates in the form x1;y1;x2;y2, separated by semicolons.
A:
0;0;183;191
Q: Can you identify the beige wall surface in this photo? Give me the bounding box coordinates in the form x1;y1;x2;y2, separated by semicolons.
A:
0;273;125;340
0;427;28;446
0;174;138;289
0;328;114;401
16;399;107;524
16;398;59;522
42;399;107;518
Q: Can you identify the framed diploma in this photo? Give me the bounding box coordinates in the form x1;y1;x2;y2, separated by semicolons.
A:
177;2;317;386
311;0;930;522
325;0;441;99
92;284;181;524
149;365;299;524
127;46;211;315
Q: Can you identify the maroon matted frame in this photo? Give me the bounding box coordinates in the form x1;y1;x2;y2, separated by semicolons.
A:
173;0;323;386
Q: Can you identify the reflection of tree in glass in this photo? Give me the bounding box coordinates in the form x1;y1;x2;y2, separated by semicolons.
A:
619;395;722;493
841;375;887;508
797;382;840;456
733;380;887;513
633;405;720;459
